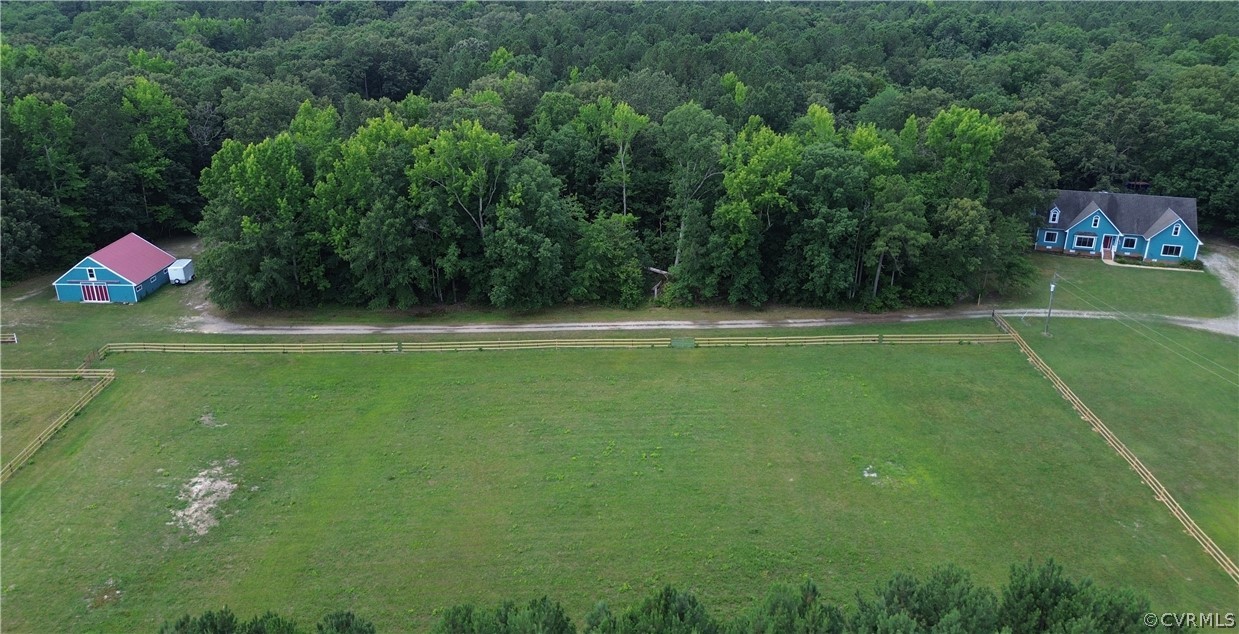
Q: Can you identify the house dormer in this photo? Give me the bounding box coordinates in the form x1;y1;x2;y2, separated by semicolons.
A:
1049;207;1060;224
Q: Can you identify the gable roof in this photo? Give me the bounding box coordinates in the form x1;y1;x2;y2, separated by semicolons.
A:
1062;201;1110;230
87;233;176;284
1044;190;1198;237
1143;208;1180;239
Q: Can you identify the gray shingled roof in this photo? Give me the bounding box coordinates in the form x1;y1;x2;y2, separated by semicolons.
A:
1044;190;1198;236
1142;209;1182;239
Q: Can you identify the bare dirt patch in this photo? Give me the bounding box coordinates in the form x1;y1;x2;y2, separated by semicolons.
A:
85;577;122;609
198;411;225;428
168;459;239;536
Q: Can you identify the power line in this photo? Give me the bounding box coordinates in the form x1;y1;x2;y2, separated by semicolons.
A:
1054;275;1237;376
1050;281;1239;388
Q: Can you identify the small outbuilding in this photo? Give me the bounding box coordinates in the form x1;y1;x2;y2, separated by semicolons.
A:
53;233;178;303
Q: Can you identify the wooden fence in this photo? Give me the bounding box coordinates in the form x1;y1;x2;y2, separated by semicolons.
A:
101;342;400;355
695;333;1013;347
0;333;17;344
96;339;672;356
0;368;114;380
92;334;1014;357
993;315;1239;584
398;338;671;352
0;369;116;483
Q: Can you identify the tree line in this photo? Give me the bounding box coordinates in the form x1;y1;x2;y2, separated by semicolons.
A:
194;94;1045;310
163;560;1151;633
3;2;1236;305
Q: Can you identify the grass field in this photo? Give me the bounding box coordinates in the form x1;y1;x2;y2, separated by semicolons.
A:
1012;317;1239;563
1006;252;1234;317
2;247;1235;631
2;341;1235;632
0;379;99;467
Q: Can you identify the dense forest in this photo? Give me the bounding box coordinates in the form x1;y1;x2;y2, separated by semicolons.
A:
3;2;1237;310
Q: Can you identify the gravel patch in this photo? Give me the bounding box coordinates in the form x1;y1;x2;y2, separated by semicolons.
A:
168;459;238;536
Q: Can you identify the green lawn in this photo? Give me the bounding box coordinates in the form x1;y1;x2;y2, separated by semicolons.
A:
2;343;1233;632
1006;252;1234;317
0;379;98;467
0;270;998;370
1013;318;1239;564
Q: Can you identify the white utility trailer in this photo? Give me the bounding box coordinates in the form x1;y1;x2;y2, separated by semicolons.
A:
168;259;195;284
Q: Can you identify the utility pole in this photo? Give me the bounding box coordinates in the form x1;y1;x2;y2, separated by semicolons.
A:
1043;272;1057;336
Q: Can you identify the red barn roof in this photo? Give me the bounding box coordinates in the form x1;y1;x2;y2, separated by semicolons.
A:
89;233;176;283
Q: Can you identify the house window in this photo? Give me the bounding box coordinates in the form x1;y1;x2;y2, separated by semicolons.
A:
1049;208;1060;223
1091;215;1100;228
1161;245;1183;258
86;268;97;281
1074;236;1096;249
1172;224;1181;237
1043;231;1059;243
1121;237;1137;250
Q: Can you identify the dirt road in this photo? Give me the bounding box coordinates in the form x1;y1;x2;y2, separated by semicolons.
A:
174;248;1239;338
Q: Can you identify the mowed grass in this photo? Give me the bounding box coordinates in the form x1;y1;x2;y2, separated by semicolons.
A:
0;379;98;466
1013;317;1239;563
1006;252;1233;317
2;344;1234;632
0;276;197;368
0;270;1001;370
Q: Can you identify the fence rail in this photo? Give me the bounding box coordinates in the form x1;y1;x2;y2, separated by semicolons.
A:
399;338;671;352
993;315;1239;585
1;368;115;380
1;369;116;483
695;333;1013;347
102;342;400;355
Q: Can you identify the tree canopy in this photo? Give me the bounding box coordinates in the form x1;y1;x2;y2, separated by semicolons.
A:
3;2;1234;311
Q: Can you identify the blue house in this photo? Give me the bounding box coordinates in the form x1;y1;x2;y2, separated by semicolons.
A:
1034;191;1202;262
53;233;177;303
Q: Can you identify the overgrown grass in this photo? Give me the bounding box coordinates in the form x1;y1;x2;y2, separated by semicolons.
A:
2;343;1233;632
0;379;98;467
1006;252;1233;317
1013;317;1239;563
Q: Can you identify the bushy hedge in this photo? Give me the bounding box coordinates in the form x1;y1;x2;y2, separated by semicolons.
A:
159;609;375;634
163;560;1148;633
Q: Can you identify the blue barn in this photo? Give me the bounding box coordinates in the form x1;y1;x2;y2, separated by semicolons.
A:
1034;191;1202;263
53;233;177;303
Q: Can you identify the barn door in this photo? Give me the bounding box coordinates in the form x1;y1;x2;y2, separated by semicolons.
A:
82;283;110;302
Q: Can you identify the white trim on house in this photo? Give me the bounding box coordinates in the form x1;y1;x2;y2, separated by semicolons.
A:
1043;230;1059;243
1073;235;1096;249
1161;244;1183;258
1172;224;1181;237
51;257;139;286
1121;236;1137;249
1049;207;1060;224
1064;207;1120;234
1091;216;1100;228
1145;213;1204;246
52;257;96;286
86;268;97;281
